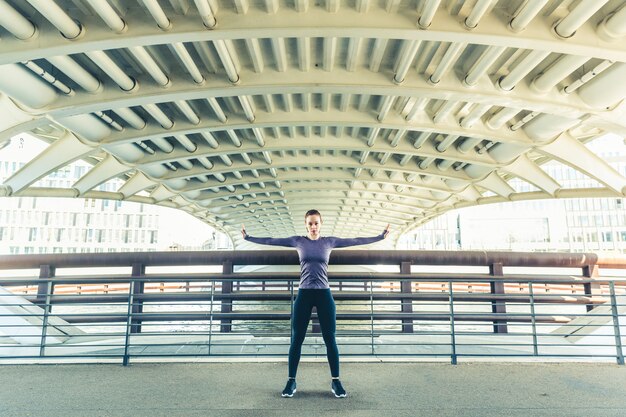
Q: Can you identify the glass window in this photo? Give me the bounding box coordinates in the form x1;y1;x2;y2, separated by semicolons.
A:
593;200;601;210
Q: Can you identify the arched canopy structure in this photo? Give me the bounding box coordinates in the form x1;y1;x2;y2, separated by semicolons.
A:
0;0;625;248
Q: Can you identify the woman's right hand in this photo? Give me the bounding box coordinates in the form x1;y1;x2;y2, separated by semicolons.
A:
241;223;247;238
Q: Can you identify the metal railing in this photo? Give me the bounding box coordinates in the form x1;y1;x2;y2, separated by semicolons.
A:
0;250;624;365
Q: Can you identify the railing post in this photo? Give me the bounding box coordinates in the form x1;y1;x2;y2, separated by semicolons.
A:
489;262;508;334
609;281;624;365
400;262;413;333
448;281;457;365
38;265;54;357
35;265;54;307
208;279;215;355
123;280;135;366
290;281;295;345
130;263;145;334
583;264;601;312
528;282;538;356
370;279;375;355
221;261;233;333
311;281;322;335
312;308;321;333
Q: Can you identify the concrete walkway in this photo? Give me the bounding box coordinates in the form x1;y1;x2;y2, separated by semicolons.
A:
1;361;625;416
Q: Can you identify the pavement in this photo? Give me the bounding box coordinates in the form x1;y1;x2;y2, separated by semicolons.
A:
1;360;625;416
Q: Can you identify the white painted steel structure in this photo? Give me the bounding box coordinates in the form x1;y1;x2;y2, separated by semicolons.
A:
0;0;625;248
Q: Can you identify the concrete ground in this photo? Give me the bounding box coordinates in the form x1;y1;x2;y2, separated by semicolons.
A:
1;361;625;417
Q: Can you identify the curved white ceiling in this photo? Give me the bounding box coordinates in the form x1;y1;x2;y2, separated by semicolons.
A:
0;0;625;248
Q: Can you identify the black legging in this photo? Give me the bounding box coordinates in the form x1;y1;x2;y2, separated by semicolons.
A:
288;288;339;378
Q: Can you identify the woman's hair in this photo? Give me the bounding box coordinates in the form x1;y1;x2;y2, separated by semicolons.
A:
304;209;322;222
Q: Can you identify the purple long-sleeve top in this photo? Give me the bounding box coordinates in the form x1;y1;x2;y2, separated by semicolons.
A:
244;233;386;289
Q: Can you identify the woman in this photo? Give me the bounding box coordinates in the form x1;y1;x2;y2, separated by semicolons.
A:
241;209;390;398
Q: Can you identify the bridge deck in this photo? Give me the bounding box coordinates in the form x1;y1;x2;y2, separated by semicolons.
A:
1;361;625;416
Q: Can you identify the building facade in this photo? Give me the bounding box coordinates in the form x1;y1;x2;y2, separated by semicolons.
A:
0;136;230;254
400;135;626;254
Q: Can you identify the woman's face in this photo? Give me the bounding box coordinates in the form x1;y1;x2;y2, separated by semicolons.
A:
305;214;322;239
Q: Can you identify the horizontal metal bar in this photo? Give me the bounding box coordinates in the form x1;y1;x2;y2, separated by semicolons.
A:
0;249;603;268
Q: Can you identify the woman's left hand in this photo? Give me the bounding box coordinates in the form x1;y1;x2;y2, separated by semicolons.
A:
383;224;390;238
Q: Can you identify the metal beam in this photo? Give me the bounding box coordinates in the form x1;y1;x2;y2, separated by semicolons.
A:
1;8;624;64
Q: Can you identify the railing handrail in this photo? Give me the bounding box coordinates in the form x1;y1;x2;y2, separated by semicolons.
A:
2;274;626;286
1;249;625;269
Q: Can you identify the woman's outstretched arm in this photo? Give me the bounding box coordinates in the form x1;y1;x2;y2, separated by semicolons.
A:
329;224;390;248
241;224;299;247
